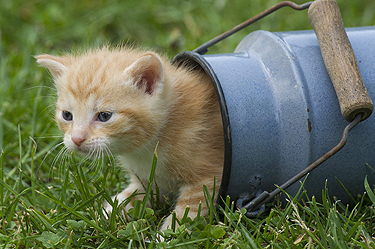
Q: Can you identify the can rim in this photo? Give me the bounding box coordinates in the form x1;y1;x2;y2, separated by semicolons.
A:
171;51;232;204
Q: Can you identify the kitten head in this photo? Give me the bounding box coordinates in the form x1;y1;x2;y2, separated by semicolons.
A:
36;48;169;156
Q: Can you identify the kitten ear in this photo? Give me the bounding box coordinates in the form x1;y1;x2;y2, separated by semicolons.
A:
124;53;164;95
35;54;68;79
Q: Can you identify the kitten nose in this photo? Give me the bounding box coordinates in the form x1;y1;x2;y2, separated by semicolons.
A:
72;136;86;147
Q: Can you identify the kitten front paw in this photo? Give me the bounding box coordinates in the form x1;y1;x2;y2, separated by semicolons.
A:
160;215;174;231
103;199;114;219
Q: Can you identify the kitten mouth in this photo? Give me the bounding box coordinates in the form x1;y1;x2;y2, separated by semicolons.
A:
65;135;111;156
84;146;104;155
68;143;91;154
72;146;90;154
77;147;90;153
72;143;111;157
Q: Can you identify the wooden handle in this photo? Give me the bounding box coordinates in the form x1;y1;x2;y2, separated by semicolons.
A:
308;0;373;121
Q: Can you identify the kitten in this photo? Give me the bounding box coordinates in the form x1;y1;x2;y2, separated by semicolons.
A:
35;47;224;231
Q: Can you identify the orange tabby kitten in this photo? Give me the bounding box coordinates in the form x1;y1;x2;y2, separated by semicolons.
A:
35;47;224;230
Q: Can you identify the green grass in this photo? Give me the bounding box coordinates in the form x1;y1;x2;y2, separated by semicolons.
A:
1;0;375;248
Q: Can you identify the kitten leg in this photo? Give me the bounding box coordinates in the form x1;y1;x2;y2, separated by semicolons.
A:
104;175;145;217
160;179;219;231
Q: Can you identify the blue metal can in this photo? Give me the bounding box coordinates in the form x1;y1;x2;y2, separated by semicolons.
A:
173;27;375;206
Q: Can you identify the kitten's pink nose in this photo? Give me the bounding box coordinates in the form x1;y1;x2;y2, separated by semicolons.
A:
72;136;86;147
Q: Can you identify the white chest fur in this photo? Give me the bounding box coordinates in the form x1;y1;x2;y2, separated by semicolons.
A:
117;143;174;191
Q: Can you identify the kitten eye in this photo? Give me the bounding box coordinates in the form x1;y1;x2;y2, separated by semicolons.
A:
97;112;112;122
62;111;73;121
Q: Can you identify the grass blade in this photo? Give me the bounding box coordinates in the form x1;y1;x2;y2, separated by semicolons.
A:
364;176;375;205
139;145;158;220
34;189;125;245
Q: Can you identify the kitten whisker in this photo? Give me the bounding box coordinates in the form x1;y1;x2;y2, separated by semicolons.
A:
105;148;116;172
41;141;65;167
34;135;64;139
86;148;99;170
49;145;69;179
84;146;103;181
25;85;57;91
97;147;105;176
103;143;114;159
29;95;57;102
39;104;57;119
79;149;95;165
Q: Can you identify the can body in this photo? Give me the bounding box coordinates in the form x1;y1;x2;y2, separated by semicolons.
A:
173;27;375;205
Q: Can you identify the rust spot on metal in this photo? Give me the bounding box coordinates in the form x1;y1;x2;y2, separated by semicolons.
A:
307;118;312;132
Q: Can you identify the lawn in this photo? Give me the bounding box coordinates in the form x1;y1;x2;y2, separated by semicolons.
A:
1;0;375;248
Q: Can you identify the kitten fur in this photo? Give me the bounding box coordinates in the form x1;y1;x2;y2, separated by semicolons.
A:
35;47;224;231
